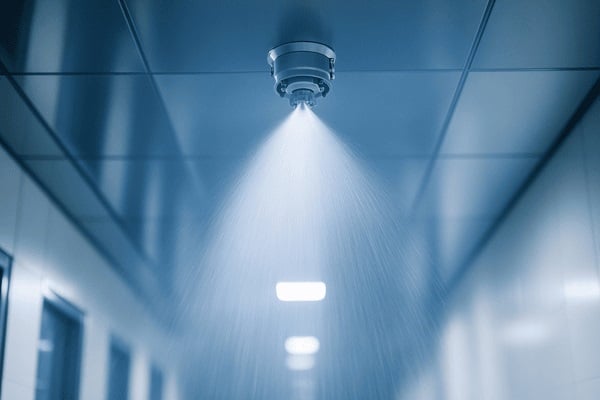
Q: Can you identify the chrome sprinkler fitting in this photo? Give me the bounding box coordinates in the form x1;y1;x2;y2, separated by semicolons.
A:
268;41;336;108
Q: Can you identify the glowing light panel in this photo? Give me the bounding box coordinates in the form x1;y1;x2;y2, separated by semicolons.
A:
285;336;320;355
276;281;326;302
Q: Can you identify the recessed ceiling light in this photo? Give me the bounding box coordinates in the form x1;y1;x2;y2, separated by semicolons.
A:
285;336;320;355
276;281;326;302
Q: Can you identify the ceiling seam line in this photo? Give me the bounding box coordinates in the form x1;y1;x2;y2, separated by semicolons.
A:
0;61;159;272
144;69;464;74
117;0;153;73
8;71;151;76
8;67;599;77
408;0;497;217
17;153;542;162
469;66;600;72
444;75;600;297
117;0;211;203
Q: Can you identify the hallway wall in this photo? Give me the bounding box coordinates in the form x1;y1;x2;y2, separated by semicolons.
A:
400;97;600;400
0;144;182;399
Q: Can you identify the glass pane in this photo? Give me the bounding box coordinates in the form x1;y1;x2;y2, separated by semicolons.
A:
107;340;130;400
149;366;163;400
35;301;81;400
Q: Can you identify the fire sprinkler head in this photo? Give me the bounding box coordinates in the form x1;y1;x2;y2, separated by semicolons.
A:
268;41;336;108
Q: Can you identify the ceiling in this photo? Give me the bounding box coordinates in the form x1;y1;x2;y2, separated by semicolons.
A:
0;0;599;397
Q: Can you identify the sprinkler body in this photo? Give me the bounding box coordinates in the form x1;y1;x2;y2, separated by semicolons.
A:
268;42;336;108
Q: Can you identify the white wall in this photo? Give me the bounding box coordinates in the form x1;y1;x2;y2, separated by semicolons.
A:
399;97;600;400
0;146;182;399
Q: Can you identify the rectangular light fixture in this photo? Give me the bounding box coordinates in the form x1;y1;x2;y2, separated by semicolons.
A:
276;281;326;302
285;336;320;355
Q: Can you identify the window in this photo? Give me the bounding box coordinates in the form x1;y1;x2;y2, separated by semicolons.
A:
35;294;83;400
107;337;131;400
149;365;163;400
0;249;12;397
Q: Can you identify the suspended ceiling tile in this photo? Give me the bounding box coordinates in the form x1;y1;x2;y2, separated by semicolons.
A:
0;77;62;157
155;73;289;157
125;0;487;72
0;0;144;72
15;75;181;157
441;71;599;155
474;0;600;69
158;70;457;160
418;157;538;219
318;71;460;156
77;159;204;220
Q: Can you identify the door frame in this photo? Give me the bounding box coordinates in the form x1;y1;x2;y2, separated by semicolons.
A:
0;248;13;397
40;286;85;400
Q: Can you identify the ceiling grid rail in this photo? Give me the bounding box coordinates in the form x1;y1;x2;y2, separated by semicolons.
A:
409;0;497;217
118;0;212;204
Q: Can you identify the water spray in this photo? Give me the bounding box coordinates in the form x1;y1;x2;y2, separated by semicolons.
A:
268;41;336;108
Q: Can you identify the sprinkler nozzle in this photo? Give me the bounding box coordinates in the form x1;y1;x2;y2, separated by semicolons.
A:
290;89;316;108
